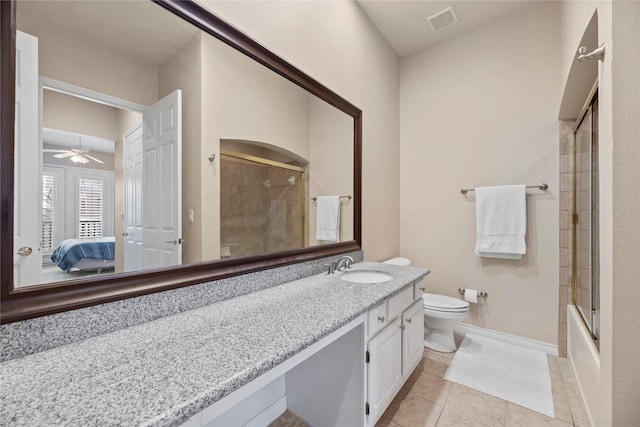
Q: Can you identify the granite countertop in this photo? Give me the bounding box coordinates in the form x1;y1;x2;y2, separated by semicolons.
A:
0;262;428;427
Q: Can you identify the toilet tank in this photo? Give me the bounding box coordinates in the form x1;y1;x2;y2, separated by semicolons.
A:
382;257;411;266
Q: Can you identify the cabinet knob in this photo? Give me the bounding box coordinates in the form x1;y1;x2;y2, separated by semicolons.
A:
406;318;412;324
400;325;405;330
377;316;385;323
419;287;425;291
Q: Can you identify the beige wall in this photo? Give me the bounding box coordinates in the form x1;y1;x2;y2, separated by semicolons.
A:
202;34;312;161
308;97;354;244
17;12;159;106
41;90;118;171
42;90;119;141
399;2;561;345
560;1;640;425
609;3;640;424
200;0;401;261
199;33;313;260
160;33;204;264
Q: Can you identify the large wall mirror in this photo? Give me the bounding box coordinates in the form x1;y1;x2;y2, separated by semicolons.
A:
1;0;362;323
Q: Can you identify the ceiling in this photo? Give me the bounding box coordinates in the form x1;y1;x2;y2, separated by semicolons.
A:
356;0;539;57
17;1;538;63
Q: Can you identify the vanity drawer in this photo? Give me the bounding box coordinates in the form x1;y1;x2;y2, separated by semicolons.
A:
388;286;413;321
368;302;388;338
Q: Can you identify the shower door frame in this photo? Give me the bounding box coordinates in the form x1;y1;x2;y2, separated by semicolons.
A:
571;81;600;348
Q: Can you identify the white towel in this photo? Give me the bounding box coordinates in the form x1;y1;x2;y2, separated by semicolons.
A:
316;196;341;242
475;185;526;259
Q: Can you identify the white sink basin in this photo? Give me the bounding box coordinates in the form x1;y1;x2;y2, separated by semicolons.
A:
339;271;393;284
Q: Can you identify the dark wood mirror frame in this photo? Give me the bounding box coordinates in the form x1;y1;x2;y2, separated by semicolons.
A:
0;0;362;324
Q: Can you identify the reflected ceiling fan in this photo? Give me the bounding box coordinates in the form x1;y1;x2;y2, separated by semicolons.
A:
43;135;105;164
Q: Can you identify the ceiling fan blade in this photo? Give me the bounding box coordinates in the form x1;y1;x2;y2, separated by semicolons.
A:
54;152;75;159
84;154;105;164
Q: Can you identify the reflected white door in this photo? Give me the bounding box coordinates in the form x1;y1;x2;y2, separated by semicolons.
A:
13;31;41;287
142;90;182;268
123;123;143;272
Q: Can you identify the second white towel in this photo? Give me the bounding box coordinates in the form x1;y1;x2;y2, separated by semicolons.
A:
475;185;527;259
316;195;341;243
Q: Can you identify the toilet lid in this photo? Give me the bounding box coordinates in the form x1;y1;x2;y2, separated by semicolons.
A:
423;293;469;312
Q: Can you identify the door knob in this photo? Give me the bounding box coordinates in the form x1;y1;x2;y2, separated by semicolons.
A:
165;238;185;245
17;246;33;256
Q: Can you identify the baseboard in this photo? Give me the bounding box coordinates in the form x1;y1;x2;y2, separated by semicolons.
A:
453;323;559;356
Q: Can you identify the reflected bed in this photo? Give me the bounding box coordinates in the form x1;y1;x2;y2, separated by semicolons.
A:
50;237;116;272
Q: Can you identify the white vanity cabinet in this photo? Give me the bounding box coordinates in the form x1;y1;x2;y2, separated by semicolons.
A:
176;277;427;427
366;280;425;425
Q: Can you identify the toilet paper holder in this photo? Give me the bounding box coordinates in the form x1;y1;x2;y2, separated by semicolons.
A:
458;288;488;298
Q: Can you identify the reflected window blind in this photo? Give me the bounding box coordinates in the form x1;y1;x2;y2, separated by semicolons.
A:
42;173;56;251
78;178;103;239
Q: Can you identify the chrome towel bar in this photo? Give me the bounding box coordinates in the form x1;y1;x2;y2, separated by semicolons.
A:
460;183;548;195
311;195;352;202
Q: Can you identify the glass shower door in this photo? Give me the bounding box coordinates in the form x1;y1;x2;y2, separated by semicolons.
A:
573;92;599;344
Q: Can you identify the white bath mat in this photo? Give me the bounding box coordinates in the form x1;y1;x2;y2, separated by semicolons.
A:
444;333;555;418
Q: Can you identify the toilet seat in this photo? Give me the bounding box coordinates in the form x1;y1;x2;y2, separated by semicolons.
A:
423;293;469;313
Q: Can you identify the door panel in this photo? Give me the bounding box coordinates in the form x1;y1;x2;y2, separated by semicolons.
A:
13;31;41;287
368;317;401;423
124;123;143;272
402;299;425;376
142;90;182;268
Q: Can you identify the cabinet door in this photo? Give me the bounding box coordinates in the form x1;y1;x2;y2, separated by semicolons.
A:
402;299;425;377
367;317;402;423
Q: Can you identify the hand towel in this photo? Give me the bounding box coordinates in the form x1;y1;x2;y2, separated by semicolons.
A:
475;185;526;259
316;195;341;242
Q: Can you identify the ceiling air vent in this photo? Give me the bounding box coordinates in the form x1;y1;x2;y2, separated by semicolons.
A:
427;6;458;32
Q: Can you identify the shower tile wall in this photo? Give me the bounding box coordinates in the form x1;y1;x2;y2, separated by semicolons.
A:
220;156;305;258
558;119;575;358
220;157;268;257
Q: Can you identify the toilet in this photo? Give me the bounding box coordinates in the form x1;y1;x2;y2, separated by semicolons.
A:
422;293;469;352
382;257;469;353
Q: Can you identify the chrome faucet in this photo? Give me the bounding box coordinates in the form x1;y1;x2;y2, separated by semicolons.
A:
335;255;354;272
324;255;354;274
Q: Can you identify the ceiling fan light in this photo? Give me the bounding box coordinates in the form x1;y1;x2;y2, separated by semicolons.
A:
71;154;89;164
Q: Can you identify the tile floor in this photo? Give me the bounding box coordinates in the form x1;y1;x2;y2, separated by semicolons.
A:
376;348;590;427
271;347;590;427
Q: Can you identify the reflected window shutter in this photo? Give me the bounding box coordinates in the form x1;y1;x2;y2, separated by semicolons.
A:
42;173;56;250
78;178;103;239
